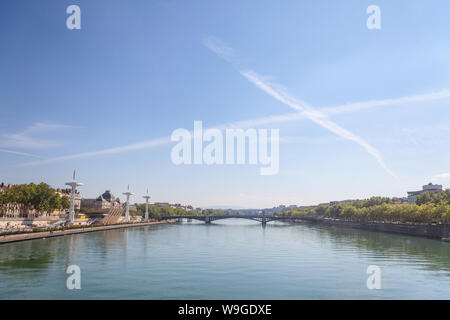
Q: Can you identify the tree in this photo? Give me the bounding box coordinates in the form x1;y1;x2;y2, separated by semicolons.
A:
0;182;70;217
61;195;70;210
416;190;450;205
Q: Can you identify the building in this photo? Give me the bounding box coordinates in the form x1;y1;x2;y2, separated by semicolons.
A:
329;199;355;206
392;197;409;205
407;183;443;204
0;183;22;217
55;188;81;210
81;190;121;211
154;202;170;207
170;203;193;211
152;202;194;212
0;182;11;193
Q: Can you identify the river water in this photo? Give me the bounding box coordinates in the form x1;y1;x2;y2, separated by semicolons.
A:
0;219;449;299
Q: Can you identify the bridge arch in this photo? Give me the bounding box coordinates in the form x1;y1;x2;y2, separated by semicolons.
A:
160;215;303;224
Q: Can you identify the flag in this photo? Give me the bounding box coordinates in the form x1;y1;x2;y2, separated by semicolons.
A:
73;169;76;180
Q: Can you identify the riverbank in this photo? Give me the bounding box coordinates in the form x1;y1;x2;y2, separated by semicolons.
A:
300;216;450;240
0;220;175;244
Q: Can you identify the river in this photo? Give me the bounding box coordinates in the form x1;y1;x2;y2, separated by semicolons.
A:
0;219;449;299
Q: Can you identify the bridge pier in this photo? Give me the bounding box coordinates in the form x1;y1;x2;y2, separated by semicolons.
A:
261;212;267;225
205;215;211;224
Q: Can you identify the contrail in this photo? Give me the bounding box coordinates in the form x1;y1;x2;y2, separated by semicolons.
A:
19;88;450;169
322;89;450;116
0;148;44;159
21;137;170;166
203;36;235;61
18;36;450;170
213;88;450;128
240;70;396;177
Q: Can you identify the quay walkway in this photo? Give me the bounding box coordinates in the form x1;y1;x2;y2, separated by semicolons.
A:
0;220;172;244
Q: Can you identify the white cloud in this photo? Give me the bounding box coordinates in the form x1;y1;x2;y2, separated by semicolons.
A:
0;123;76;150
202;36;235;61
21;136;171;166
0;148;43;158
434;173;450;180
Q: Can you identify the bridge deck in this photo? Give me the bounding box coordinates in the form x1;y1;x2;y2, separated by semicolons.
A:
161;215;315;223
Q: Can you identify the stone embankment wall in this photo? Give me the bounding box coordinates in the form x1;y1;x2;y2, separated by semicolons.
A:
0;221;171;244
0;217;88;232
302;217;449;239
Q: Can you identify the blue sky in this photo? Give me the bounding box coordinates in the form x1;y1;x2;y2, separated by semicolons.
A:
0;0;449;208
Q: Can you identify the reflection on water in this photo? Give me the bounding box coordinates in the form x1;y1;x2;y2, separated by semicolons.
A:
316;225;450;272
0;220;449;299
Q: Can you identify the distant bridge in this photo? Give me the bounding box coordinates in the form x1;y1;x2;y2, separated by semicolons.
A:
160;215;318;225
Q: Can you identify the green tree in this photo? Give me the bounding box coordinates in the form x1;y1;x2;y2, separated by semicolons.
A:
61;195;70;210
0;182;70;217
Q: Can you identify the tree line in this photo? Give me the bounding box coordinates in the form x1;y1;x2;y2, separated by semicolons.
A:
135;204;231;220
0;183;70;217
279;192;450;224
135;204;195;220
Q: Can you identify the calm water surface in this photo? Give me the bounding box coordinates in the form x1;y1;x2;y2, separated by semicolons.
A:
0;220;449;299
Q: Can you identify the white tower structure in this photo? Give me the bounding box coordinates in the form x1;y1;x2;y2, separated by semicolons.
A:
123;185;134;222
142;189;151;222
65;170;83;224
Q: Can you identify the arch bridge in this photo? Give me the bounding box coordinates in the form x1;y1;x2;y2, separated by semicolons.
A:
160;215;317;225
